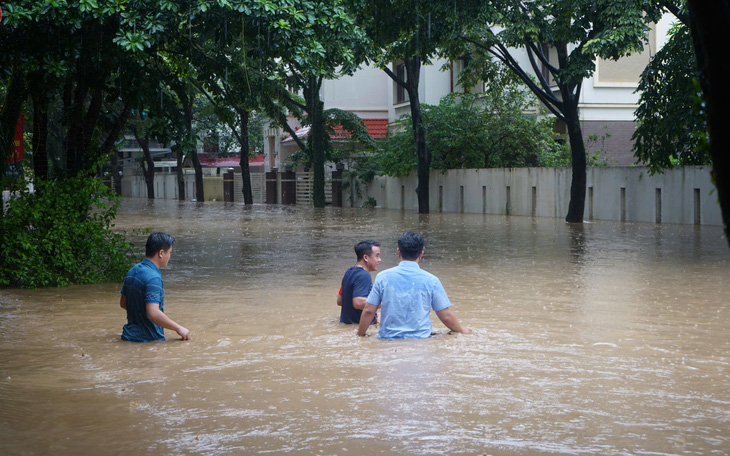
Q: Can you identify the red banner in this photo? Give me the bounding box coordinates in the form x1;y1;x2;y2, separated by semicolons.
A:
9;113;24;164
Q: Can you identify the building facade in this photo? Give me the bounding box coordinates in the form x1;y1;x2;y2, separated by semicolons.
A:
262;15;676;172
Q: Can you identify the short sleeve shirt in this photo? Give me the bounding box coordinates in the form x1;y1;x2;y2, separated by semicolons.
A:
366;261;451;339
120;259;165;342
340;266;373;324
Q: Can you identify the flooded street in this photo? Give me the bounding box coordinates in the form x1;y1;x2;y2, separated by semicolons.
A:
1;198;729;456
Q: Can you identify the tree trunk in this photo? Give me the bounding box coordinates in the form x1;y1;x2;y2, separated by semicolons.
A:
180;90;203;202
405;57;429;214
132;129;155;200
306;76;327;208
111;148;122;196
32;94;50;182
191;150;204;202
100;102;131;161
686;0;730;247
564;111;587;223
79;89;104;174
176;147;185;201
237;108;254;205
105;104;132;196
65;79;88;175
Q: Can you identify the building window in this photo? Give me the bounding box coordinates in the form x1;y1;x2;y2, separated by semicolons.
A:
395;63;408;104
595;26;656;86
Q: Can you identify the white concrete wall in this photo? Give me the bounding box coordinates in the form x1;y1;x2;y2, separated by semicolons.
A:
122;174;194;200
122;172;267;203
354;166;722;226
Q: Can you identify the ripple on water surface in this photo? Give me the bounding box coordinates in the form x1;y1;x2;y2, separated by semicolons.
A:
1;199;729;455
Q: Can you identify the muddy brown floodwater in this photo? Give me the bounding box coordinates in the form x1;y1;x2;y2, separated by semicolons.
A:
1;198;729;455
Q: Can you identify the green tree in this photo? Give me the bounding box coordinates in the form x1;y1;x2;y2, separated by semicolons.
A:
0;0;197;287
0;0;181;179
373;91;569;177
351;0;471;213
459;0;664;222
269;0;369;208
0;172;134;288
633;22;708;173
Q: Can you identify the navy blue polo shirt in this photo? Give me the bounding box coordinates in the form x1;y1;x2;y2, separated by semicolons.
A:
340;266;372;324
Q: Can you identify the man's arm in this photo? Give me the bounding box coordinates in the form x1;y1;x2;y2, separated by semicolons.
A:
120;295;127;310
357;303;378;336
352;297;368;310
336;293;342;307
435;308;472;334
145;302;191;340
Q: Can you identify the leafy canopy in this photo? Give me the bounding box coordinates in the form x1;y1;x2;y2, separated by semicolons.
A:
633;22;708;173
372;90;569;177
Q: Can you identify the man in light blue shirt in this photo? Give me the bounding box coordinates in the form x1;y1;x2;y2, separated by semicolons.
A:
357;232;471;339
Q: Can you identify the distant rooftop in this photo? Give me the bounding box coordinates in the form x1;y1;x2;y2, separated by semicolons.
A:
281;118;388;143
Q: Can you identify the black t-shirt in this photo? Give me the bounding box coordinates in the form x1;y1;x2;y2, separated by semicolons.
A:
340;266;372;324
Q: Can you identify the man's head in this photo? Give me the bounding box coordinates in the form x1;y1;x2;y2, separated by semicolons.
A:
355;240;381;272
145;232;175;268
398;232;425;261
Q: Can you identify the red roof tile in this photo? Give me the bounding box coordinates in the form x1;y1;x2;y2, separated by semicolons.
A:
330;118;388;140
281;119;388;143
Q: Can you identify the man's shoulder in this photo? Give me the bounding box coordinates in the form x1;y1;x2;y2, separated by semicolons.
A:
127;261;162;283
345;266;370;279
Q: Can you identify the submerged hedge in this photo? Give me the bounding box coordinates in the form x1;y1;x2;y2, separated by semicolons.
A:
1;176;134;288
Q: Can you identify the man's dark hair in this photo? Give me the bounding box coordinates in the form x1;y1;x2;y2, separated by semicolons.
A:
355;240;380;261
146;232;175;257
398;232;424;261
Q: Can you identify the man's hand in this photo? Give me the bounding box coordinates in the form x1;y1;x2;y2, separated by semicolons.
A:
176;326;191;340
357;303;378;336
146;302;191;341
435;308;471;335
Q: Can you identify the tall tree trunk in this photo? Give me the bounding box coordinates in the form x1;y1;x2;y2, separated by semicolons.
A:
305;75;327;208
103;103;132;196
237;108;254;205
686;0;730;247
65;79;88;176
100;101;130;161
190;150;204;202
78;88;104;174
564;110;587;223
141;138;155;199
132;126;155;199
176;146;185;201
179;86;203;202
184;111;203;202
405;57;429;214
32;94;50;182
111;148;122;196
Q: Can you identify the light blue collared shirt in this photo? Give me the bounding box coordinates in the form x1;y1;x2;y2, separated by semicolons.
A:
366;261;451;339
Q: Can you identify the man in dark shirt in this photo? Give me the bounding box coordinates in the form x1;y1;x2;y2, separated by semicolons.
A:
337;240;381;324
120;232;190;342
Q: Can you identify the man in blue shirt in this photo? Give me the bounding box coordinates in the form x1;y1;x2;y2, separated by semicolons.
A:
337;240;382;324
120;232;190;342
357;232;471;339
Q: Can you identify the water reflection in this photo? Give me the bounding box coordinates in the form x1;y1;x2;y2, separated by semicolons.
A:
1;198;729;455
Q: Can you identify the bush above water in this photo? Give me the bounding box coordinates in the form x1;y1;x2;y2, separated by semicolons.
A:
0;176;134;288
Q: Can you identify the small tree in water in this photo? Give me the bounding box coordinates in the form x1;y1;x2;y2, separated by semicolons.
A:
0;170;134;288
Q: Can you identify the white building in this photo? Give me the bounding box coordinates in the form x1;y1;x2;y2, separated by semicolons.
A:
263;15;676;171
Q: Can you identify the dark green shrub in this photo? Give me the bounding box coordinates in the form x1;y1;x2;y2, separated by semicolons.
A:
0;177;134;288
